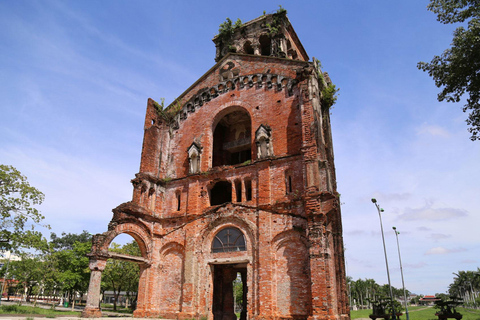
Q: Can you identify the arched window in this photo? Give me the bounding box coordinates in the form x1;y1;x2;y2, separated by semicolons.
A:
212;109;251;167
212;227;246;253
259;35;271;56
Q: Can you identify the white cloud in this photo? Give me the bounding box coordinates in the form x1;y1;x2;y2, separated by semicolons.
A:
346;230;368;236
461;259;477;264
405;262;427;269
416;124;451;138
425;247;467;255
376;192;412;202
399;201;468;221
429;233;451;241
417;226;432;231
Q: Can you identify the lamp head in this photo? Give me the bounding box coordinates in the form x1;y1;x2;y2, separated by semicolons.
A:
380;208;384;212
371;198;377;203
392;226;396;230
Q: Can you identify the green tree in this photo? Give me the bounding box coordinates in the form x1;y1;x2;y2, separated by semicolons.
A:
0;165;48;252
417;0;480;141
54;241;91;307
50;230;91;251
233;274;243;310
102;241;141;311
7;254;44;303
448;269;480;307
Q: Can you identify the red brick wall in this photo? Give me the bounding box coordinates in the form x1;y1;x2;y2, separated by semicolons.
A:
87;51;349;320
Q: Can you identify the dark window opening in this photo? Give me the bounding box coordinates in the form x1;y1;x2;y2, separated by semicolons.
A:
235;180;242;202
245;180;252;201
213;110;252;167
212;227;246;253
210;181;232;206
243;41;254;55
259;35;271;56
288;176;293;193
231;150;251;165
176;193;181;211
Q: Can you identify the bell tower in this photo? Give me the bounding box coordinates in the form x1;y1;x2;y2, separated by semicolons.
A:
213;10;308;62
83;10;350;320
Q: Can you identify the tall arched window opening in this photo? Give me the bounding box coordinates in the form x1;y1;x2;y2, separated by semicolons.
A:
259;35;271;56
212;109;252;167
245;179;252;201
235;180;242;202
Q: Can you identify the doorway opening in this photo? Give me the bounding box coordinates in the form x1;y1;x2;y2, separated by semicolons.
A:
212;264;247;320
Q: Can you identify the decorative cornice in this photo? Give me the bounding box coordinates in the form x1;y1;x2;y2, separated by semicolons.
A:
168;73;298;130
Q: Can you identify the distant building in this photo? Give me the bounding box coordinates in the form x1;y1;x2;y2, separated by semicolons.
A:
419;295;441;305
0;251;21;298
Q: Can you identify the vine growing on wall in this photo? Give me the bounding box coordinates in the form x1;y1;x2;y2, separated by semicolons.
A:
153;98;182;123
322;83;339;108
314;58;340;109
266;6;287;36
217;18;243;44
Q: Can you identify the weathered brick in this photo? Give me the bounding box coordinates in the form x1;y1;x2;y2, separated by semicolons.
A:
83;12;349;320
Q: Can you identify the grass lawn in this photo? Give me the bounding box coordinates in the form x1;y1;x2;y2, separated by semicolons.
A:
351;306;480;320
0;304;81;316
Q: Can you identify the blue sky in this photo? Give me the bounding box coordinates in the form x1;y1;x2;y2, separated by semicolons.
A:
1;0;479;295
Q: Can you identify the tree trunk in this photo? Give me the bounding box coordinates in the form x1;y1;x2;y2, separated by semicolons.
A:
71;294;76;312
113;290;119;311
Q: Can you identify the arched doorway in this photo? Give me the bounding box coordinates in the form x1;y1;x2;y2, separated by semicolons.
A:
211;227;248;320
102;234;142;312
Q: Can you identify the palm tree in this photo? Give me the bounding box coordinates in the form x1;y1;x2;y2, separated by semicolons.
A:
449;270;479;307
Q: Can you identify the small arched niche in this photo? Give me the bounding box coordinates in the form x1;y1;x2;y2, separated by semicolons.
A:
212;108;252;167
210;181;232;206
255;124;273;159
212;227;246;253
187;142;202;174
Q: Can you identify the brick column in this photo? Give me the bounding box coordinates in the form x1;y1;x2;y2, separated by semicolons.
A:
82;258;107;318
133;263;151;317
307;212;332;320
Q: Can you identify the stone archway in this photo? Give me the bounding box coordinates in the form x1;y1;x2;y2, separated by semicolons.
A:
82;223;151;318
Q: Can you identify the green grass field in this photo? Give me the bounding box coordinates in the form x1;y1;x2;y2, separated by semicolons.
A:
351;306;480;320
0;304;81;316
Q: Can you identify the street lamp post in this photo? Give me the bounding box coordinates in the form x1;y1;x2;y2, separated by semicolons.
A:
393;227;409;320
371;198;396;320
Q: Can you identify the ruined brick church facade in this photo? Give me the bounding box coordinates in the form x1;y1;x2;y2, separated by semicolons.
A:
82;11;350;320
